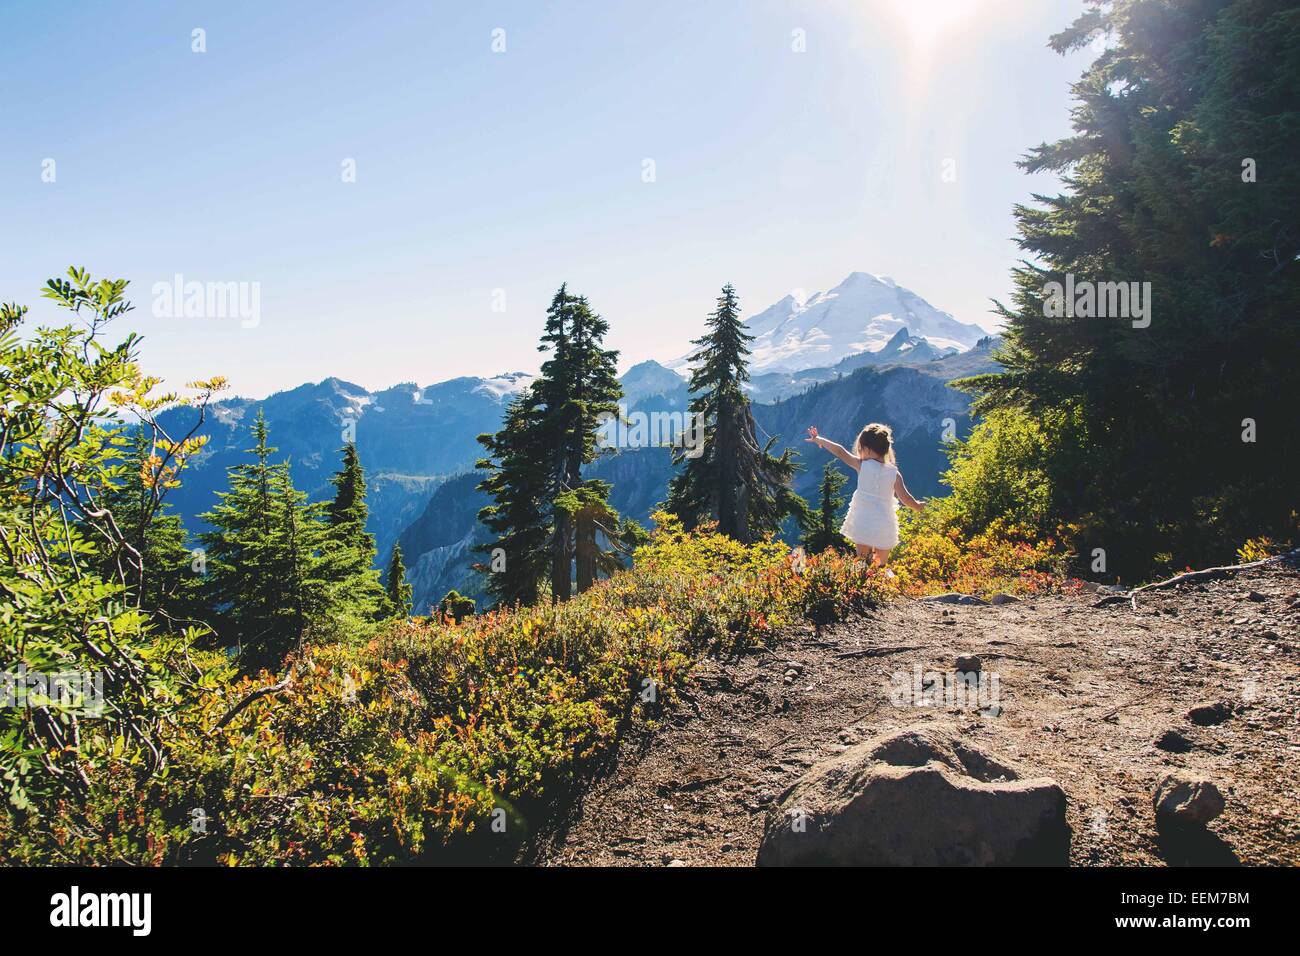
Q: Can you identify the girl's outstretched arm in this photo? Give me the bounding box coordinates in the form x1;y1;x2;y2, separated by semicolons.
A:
894;471;925;512
805;426;860;470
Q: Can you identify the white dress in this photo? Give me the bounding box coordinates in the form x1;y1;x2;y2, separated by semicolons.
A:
841;459;899;549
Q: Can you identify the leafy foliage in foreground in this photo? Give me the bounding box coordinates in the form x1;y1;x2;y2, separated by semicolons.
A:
0;270;221;813
1;514;892;865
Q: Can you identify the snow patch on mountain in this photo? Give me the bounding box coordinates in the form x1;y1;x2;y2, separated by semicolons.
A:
711;272;989;374
473;371;534;400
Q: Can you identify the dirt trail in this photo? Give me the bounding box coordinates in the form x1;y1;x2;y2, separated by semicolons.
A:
535;563;1300;866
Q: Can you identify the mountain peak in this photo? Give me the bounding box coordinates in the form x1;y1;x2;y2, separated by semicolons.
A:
742;273;986;373
841;271;896;288
883;326;914;346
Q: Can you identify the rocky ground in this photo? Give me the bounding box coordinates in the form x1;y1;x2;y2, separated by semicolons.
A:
534;561;1300;866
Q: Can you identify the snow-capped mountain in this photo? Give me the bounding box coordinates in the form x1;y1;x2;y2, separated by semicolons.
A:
731;272;989;373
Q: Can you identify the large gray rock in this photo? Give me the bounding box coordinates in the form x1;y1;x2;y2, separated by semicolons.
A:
756;725;1069;866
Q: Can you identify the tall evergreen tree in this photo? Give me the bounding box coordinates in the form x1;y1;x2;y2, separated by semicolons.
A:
476;285;626;604
958;0;1300;576
667;284;804;542
322;442;385;619
534;285;623;600
383;541;413;618
475;389;553;607
800;463;853;556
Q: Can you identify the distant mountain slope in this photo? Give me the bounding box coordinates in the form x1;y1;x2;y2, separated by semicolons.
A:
728;272;989;373
157;373;532;564
395;472;492;614
753;364;976;506
746;327;963;403
619;360;688;406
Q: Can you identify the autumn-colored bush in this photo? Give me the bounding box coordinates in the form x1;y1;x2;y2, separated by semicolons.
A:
1;513;890;865
892;502;1065;598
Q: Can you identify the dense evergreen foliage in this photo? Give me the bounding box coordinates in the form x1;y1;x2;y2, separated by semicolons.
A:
536;285;625;600
956;0;1300;577
475;389;553;606
476;285;628;605
667;284;805;543
322;442;387;620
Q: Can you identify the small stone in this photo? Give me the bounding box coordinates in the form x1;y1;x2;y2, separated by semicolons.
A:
1155;729;1194;754
1187;701;1234;726
1153;773;1225;825
1248;591;1267;602
955;655;982;673
989;593;1020;605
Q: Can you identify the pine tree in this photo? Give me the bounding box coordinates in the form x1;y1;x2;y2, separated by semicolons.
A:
800;463;853;555
475;389;553;607
957;0;1300;576
477;285;625;604
200;413;331;668
322;442;385;620
383;542;413;618
667;284;804;542
534;285;623;599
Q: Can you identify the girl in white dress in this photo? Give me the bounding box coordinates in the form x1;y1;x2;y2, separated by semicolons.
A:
805;423;925;566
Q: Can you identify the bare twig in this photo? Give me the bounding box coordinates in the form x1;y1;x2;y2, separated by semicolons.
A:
834;645;920;659
211;675;294;732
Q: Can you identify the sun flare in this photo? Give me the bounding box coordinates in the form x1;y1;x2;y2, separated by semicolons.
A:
877;0;985;51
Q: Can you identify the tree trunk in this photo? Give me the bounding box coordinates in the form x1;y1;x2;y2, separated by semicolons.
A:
551;515;572;602
575;506;597;593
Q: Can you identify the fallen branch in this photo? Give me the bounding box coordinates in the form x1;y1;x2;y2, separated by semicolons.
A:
835;645;920;659
1097;548;1300;611
212;675;294;732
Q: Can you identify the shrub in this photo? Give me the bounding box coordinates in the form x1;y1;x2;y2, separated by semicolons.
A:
1;511;891;865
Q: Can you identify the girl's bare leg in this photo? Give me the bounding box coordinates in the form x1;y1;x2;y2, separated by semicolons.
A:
855;543;872;561
870;548;888;568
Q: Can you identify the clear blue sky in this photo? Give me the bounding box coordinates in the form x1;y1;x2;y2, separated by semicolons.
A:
2;0;1090;398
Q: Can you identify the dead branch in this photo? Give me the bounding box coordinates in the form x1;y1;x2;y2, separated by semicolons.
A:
212;675;294;732
834;645;920;659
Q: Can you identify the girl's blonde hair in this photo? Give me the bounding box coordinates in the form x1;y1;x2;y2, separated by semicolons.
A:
855;423;896;464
